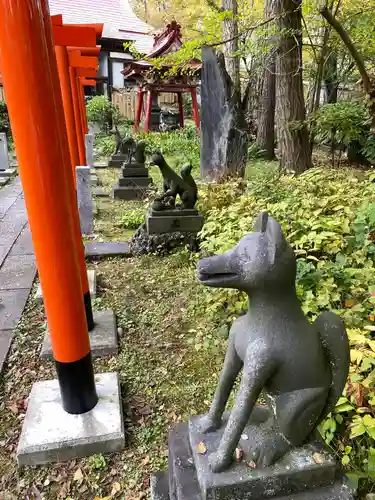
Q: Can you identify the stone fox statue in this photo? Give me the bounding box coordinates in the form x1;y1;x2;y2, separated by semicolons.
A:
151;150;197;209
196;212;349;473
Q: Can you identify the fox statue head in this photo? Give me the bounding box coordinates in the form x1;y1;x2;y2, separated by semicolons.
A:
196;212;296;292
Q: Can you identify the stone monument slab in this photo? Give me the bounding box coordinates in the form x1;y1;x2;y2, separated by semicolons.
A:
200;47;248;180
76;166;93;235
85;134;94;167
0;133;9;172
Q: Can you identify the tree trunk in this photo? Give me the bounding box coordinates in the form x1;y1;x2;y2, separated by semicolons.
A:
324;51;338;103
274;0;312;173
255;0;276;159
222;0;240;92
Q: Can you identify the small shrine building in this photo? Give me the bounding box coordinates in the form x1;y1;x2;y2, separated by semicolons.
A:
122;21;201;132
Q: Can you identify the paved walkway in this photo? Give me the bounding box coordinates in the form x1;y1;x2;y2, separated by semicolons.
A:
0;176;36;373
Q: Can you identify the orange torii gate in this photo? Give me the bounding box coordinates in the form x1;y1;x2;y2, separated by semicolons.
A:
0;22;101;171
67;50;99;166
50;16;102;171
0;0;98;414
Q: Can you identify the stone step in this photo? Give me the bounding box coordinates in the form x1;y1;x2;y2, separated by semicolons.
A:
85;241;131;258
119;177;152;187
112;185;150;201
122;167;149;177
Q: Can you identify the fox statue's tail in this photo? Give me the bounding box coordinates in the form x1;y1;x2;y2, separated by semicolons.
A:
314;311;350;422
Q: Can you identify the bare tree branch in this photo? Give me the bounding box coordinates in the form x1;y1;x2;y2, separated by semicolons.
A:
319;5;371;93
301;14;318;63
207;9;297;48
204;0;223;13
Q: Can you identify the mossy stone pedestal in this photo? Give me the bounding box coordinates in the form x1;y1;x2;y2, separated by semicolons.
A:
151;409;355;500
146;208;204;235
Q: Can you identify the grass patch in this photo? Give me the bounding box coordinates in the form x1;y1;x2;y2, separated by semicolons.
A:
0;254;224;499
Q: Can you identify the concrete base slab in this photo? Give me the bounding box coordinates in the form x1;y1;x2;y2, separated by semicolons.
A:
91;175;98;187
93;163;108;169
0;169;17;178
85;241;131;258
0;177;10;186
41;309;118;359
17;372;125;466
35;269;96;303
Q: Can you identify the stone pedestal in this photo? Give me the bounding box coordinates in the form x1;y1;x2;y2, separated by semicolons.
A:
146;209;204;235
108;153;128;168
112;164;152;200
130;209;203;255
151;409;355;500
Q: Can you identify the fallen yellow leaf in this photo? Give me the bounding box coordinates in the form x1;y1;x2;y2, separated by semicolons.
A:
235;447;244;462
312;452;325;464
196;441;207;455
111;482;121;495
73;468;83;482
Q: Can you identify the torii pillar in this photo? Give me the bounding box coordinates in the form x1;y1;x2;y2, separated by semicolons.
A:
0;0;124;465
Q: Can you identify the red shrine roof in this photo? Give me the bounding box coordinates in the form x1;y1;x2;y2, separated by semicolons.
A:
122;21;201;81
48;0;154;53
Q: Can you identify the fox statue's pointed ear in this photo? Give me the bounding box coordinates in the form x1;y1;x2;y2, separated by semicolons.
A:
253;211;269;233
266;218;287;259
253;212;288;262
